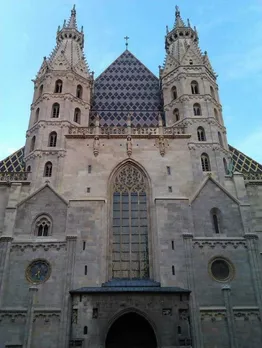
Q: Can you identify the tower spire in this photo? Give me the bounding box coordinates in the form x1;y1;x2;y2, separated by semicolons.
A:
174;5;185;28
67;4;77;29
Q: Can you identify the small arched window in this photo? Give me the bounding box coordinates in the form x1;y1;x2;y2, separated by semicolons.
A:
52;103;60;118
171;86;177;100
214;108;219;122
201;153;211;172
35;108;40;124
35;215;52;236
44;161;52;177
74;108;81;124
76;85;83;99
223;158;229;175
26;165;31;172
210;208;221;234
83;326;88;335
191;80;199;94
54;79;63;93
39;84;43;97
30;136;36;152
48;132;57;147
218;132;223;147
173;108;180;122
210;86;215;99
193;103;202;116
189;59;193;65
197;127;206;141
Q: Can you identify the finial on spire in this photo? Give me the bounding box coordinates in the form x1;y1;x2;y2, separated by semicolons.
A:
166;25;169;34
71;4;76;15
175;5;180;17
124;36;130;50
187;18;191;27
63;20;66;28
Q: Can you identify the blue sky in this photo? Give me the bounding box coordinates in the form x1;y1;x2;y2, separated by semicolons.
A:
0;0;262;163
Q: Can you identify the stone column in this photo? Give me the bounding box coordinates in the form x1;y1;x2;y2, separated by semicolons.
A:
59;235;77;348
23;285;38;348
244;234;262;321
183;233;204;348
0;236;13;307
222;285;237;348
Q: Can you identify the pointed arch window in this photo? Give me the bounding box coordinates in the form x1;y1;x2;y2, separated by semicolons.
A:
74;108;81;124
201;153;211;172
52;103;60;118
218;131;223;147
26;165;31;172
35;108;40;124
54;79;63;93
30;136;36;152
48;132;57;147
171;86;177;100
39;85;43;97
173;108;180;122
191;80;199;94
210;86;215;99
112;163;149;279
210;208;222;234
214;108;219;122
193;103;202;116
197;127;206;141
189;59;193;65
35;215;52;236
44;161;52;177
76;85;83;99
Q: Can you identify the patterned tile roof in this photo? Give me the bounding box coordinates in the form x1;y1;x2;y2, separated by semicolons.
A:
0;147;25;173
90;50;163;127
229;145;262;180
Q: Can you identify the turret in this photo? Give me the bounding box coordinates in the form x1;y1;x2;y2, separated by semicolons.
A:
161;6;231;183
24;5;93;188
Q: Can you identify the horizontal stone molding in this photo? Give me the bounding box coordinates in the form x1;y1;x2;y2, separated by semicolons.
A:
193;238;247;249
10;242;66;252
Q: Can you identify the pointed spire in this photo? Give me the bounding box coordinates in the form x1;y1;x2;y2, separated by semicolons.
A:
174;5;185;28
67;4;77;29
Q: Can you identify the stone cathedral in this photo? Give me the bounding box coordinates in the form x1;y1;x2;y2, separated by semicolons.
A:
1;5;262;348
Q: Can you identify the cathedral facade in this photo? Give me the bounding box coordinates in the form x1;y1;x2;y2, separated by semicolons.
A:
1;5;262;348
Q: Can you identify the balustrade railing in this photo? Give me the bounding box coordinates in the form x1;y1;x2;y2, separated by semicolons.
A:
67;125;187;137
0;172;28;182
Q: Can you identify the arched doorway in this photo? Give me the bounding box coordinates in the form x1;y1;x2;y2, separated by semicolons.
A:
105;312;157;348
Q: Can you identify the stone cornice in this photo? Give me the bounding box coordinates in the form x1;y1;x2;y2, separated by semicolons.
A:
24;149;66;161
187;142;231;157
32;92;90;109
10;241;67;252
161;68;217;85
36;70;93;87
27;120;71;136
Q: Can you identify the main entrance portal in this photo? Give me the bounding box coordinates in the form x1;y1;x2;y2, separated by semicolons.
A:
105;312;157;348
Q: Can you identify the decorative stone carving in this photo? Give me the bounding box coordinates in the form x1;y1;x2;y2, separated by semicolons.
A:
162;308;172;316
93;136;100;157
200;310;226;321
0;312;26;323
233;310;260;321
126;135;132;157
10;242;66;252
193;240;247;249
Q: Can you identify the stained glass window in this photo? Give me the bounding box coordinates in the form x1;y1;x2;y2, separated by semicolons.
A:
112;164;149;279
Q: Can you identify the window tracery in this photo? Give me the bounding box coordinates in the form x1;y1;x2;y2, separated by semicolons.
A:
112;163;149;279
35;215;52;236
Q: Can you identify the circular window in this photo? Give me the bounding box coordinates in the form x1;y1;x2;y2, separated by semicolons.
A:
26;259;51;284
209;257;234;282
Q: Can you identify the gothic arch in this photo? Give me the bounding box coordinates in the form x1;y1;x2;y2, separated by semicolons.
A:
104;307;159;348
107;159;154;281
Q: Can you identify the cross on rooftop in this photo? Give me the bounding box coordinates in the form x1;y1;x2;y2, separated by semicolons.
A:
124;36;130;50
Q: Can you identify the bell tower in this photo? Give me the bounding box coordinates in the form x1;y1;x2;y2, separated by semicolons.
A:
160;6;231;182
24;5;93;188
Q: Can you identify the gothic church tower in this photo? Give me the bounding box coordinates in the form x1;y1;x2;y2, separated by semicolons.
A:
24;6;93;188
161;7;230;184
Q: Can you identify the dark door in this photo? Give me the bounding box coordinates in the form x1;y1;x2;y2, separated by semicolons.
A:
106;312;157;348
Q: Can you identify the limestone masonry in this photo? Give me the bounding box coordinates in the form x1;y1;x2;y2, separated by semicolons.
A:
0;5;262;348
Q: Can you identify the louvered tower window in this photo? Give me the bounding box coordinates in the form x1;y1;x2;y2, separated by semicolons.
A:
112;163;149;279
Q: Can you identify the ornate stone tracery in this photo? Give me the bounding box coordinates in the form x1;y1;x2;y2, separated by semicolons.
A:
113;164;147;193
